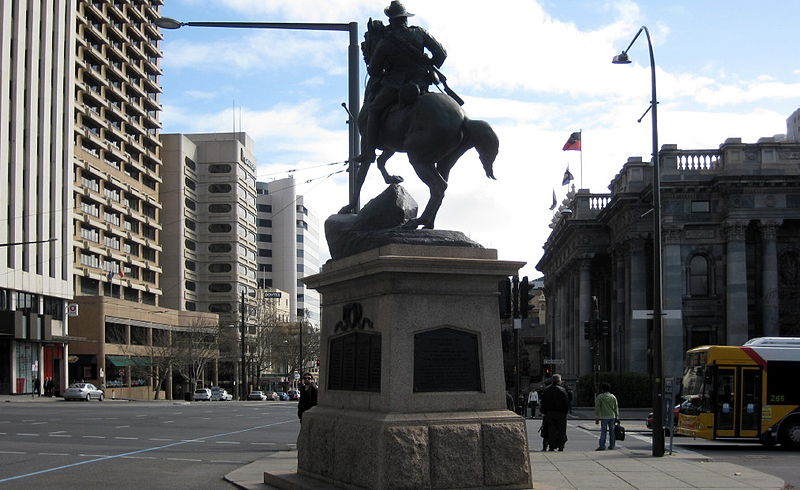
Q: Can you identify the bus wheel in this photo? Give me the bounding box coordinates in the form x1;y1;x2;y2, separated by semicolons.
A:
779;419;800;449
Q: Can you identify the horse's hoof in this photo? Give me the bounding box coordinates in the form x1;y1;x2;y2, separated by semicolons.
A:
388;175;404;184
338;205;354;214
401;219;419;230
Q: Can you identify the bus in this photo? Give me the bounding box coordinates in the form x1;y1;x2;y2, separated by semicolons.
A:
676;337;800;448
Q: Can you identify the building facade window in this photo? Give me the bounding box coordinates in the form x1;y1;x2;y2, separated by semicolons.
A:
688;254;711;297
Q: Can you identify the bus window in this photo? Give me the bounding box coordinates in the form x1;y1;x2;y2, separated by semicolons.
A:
715;368;735;431
740;368;762;432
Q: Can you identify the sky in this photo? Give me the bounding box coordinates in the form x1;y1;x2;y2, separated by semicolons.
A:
157;0;800;278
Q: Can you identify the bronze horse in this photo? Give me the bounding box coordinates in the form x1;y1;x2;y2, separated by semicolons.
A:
340;18;499;229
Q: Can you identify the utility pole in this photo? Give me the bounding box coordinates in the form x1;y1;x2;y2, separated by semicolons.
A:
240;290;247;401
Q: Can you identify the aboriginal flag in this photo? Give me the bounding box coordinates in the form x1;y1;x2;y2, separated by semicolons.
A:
562;131;581;151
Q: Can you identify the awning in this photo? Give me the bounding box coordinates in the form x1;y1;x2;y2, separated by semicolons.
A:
106;355;133;367
131;356;151;366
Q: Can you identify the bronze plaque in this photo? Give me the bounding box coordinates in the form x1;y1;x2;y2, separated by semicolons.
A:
414;327;481;392
327;332;381;392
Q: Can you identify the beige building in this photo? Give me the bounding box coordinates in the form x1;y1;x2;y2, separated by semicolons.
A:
68;0;221;399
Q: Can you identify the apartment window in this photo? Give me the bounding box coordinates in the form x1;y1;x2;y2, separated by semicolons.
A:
124;217;138;233
258;234;272;242
142;270;156;283
104;235;120;250
81;175;100;192
209;223;232;233
209;263;232;273
209;283;232;293
208;164;230;173
297;220;308;230
258;264;272;272
184;156;196;170
185;218;196;231
258;278;273;288
296;234;304;243
143;225;156;240
258;248;271;257
184;177;196;190
80;252;100;268
142;292;156;305
185;281;196;291
80;277;100;295
124;240;139;255
184;239;196;251
143;247;156;261
143;176;156;190
104;210;120;226
208;183;231;193
105;323;127;344
257;219;272;228
142;203;156;218
185;302;196;311
80;225;99;242
257;204;272;212
208;243;231;253
81;198;100;217
185;260;196;271
209;303;232;313
208;203;231;213
184;198;196;210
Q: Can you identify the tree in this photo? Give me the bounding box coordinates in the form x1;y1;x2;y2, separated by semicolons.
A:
119;328;174;400
172;318;221;393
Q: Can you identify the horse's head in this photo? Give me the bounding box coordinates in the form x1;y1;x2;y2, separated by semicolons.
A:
361;19;386;65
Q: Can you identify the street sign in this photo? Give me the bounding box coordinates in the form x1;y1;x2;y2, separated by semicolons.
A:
67;303;79;317
263;292;282;298
513;319;522;330
543;359;566;365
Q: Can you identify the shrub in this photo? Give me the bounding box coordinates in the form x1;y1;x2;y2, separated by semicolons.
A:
576;372;652;408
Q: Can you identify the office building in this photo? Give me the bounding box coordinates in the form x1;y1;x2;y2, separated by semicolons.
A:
0;0;76;395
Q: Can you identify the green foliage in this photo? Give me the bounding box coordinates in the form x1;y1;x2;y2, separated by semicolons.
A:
576;372;652;408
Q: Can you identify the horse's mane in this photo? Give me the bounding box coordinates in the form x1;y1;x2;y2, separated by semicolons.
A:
361;19;386;66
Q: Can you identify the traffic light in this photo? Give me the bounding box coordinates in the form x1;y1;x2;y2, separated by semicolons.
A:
541;342;551;358
511;275;519;319
544;366;552;378
519;276;535;319
600;320;610;336
498;278;511;319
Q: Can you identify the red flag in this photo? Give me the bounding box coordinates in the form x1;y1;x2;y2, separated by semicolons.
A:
562;131;581;151
118;262;125;278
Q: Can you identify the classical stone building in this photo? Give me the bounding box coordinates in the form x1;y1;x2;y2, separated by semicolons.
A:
536;112;800;381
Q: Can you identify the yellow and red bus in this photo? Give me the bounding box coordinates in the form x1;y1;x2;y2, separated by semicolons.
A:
676;337;800;448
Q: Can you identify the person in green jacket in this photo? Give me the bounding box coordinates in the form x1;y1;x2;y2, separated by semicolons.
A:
594;382;620;450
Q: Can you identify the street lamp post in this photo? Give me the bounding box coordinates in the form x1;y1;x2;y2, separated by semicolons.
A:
154;18;362;211
612;25;665;457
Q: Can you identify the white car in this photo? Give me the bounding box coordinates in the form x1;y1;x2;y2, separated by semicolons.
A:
64;383;104;401
211;389;232;401
248;391;267;401
193;388;212;401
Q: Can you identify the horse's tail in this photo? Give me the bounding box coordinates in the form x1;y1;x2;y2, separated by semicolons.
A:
463;118;499;180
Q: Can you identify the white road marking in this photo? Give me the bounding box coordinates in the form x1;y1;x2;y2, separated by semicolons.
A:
122;456;155;460
114;437;138;440
0;451;25;454
162;420;174;424
49;435;72;438
180;440;204;443
215;441;239;444
211;460;242;464
115;425;130;428
79;454;110;458
167;458;201;462
82;436;105;439
17;433;38;436
39;453;69;456
149;438;171;441
251;442;276;445
48;430;66;434
31;422;46;425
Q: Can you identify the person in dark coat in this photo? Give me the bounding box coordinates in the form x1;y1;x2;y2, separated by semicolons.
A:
297;372;318;422
539;374;570;451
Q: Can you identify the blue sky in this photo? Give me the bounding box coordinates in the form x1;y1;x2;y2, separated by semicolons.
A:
158;0;800;276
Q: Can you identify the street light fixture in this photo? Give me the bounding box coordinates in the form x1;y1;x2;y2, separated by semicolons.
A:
155;17;362;210
612;25;665;457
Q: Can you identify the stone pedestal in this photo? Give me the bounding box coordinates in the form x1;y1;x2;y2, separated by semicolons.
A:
287;244;531;489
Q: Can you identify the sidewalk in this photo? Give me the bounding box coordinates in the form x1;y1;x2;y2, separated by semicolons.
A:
225;446;786;490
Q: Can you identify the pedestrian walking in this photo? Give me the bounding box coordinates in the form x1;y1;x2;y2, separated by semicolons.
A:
297;372;318;422
594;382;620;450
540;374;570;451
527;388;539;418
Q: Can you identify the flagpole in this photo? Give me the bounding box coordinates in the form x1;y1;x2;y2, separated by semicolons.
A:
579;129;583;189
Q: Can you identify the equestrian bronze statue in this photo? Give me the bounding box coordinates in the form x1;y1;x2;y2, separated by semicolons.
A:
341;1;499;230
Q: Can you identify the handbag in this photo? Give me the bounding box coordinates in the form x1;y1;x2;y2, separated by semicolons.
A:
614;420;626;441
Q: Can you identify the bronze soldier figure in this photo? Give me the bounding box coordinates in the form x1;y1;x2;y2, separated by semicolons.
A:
358;1;447;165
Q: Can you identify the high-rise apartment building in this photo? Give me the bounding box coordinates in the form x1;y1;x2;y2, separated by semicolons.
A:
160;132;259;323
255;177;320;324
0;0;76;395
68;0;218;400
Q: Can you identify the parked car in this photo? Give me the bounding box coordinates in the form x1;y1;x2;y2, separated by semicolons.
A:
64;382;104;401
264;391;279;401
248;390;267;401
287;390;300;401
276;391;290;401
646;404;681;429
193;388;212;401
211;389;233;401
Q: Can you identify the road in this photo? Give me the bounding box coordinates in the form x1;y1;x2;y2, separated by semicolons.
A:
1;401;796;489
0;399;300;489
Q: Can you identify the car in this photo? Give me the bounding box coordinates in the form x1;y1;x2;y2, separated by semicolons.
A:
646;404;681;429
193;388;212;401
211;389;232;401
276;391;290;401
264;391;279;401
287;390;300;401
248;390;267;401
64;382;104;401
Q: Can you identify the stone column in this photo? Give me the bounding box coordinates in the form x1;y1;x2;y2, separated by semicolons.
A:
761;220;781;337
725;220;749;345
662;226;685;378
578;257;593;376
628;239;648;373
614;250;626;371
